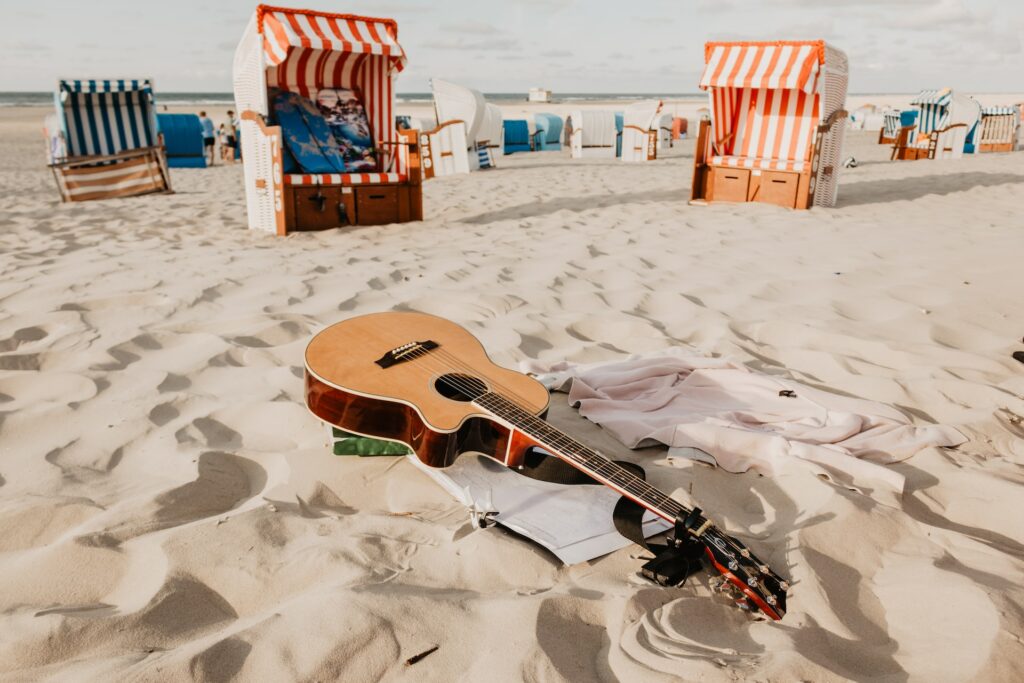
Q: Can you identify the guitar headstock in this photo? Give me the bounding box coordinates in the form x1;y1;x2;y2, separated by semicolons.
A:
699;526;788;621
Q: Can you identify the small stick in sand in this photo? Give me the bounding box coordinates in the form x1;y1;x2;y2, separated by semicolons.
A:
405;645;439;666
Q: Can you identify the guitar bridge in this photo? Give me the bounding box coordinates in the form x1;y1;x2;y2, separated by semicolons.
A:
375;340;439;368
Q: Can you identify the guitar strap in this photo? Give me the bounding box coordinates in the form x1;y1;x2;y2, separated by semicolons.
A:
518;448;705;587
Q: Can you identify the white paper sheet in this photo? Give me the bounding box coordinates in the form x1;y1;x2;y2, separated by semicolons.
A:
407;452;671;565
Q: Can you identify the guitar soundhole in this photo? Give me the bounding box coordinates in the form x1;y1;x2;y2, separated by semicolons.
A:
434;374;487;402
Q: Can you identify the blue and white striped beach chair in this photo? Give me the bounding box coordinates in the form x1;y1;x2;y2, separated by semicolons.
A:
879;110;901;144
48;79;172;201
910;89;952;136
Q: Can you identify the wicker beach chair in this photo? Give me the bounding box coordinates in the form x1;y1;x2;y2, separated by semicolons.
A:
47;79;172;202
878;110;901;144
620;100;662;162
156;113;207;168
892;89;982;160
533;113;563;151
502;120;532;154
977;106;1020;153
232;5;422;234
568;110;617;159
653;113;674;154
690;40;849;209
426;79;502;174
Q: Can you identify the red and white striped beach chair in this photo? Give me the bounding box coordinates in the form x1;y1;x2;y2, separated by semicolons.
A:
47;79;172;202
691;41;849;209
232;5;422;234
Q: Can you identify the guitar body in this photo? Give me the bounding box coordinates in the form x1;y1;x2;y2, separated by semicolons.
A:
304;311;551;468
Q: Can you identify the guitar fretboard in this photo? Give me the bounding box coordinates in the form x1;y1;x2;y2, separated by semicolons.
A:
474;391;692;523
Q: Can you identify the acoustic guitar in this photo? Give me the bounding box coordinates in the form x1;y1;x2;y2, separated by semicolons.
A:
304;311;788;620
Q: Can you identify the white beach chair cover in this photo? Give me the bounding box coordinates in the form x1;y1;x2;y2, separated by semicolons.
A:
422;122;470;176
933;95;982;159
476;103;503;168
653;112;673;153
432;78;485;144
569;110;617;159
621;100;662;162
43;113;66;164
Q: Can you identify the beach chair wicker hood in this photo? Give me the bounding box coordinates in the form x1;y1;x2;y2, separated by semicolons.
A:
693;40;849;209
233;4;421;234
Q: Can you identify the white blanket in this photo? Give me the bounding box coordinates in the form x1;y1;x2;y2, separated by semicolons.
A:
525;348;966;495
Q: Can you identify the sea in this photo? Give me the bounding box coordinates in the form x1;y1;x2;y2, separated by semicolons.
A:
1;91;708;107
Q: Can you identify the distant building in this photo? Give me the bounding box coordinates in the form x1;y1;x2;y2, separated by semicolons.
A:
528;88;552;103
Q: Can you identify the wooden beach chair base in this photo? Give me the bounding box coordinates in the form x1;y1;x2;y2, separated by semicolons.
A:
690;111;845;210
978;142;1015;153
241;113;422;236
283;180;422;232
891;123;967;161
51;146;172;202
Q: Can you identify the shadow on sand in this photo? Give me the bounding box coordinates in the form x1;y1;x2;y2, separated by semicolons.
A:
459;188;686;224
838;171;1024;207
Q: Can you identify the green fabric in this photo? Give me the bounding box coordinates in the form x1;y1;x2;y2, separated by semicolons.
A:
331;427;412;457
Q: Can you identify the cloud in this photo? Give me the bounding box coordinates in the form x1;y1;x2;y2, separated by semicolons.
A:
541;49;573;57
507;0;574;7
776;0;930;5
10;42;50;53
420;38;520;52
441;21;500;34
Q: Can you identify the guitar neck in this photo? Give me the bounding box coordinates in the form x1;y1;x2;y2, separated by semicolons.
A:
473;391;691;524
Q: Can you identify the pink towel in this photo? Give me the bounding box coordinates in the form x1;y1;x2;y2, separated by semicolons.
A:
524;349;966;495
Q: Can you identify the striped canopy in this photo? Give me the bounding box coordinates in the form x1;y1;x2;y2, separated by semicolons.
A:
253;5;408;178
910;89;952;107
700;41;826;94
698;41;841;171
257;5;405;71
57;79;158;159
982;105;1017;116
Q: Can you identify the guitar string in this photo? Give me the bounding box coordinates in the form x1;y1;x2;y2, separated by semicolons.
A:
364;336;785;595
392;343;688;520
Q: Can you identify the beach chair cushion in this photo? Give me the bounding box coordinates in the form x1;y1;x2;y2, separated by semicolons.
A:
272;90;347;174
710;155;808;172
315;88;378;172
284;172;406;186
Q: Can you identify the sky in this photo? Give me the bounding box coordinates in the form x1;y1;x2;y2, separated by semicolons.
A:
2;0;1022;94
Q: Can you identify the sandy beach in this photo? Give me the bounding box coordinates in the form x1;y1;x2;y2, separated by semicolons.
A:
2;98;1024;682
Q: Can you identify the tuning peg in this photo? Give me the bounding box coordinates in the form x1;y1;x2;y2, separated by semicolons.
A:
758;565;770;574
728;560;739;571
779;581;790;592
766;595;777;606
740;549;750;558
747;577;758;587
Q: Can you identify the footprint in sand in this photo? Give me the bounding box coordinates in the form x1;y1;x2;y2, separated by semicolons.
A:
228;320;309;348
0;326;47;352
532;596;611;681
619;592;764;673
98;451;265;544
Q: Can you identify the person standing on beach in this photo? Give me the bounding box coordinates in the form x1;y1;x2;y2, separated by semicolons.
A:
225;110;238;164
218;123;229;163
199;111;216;166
